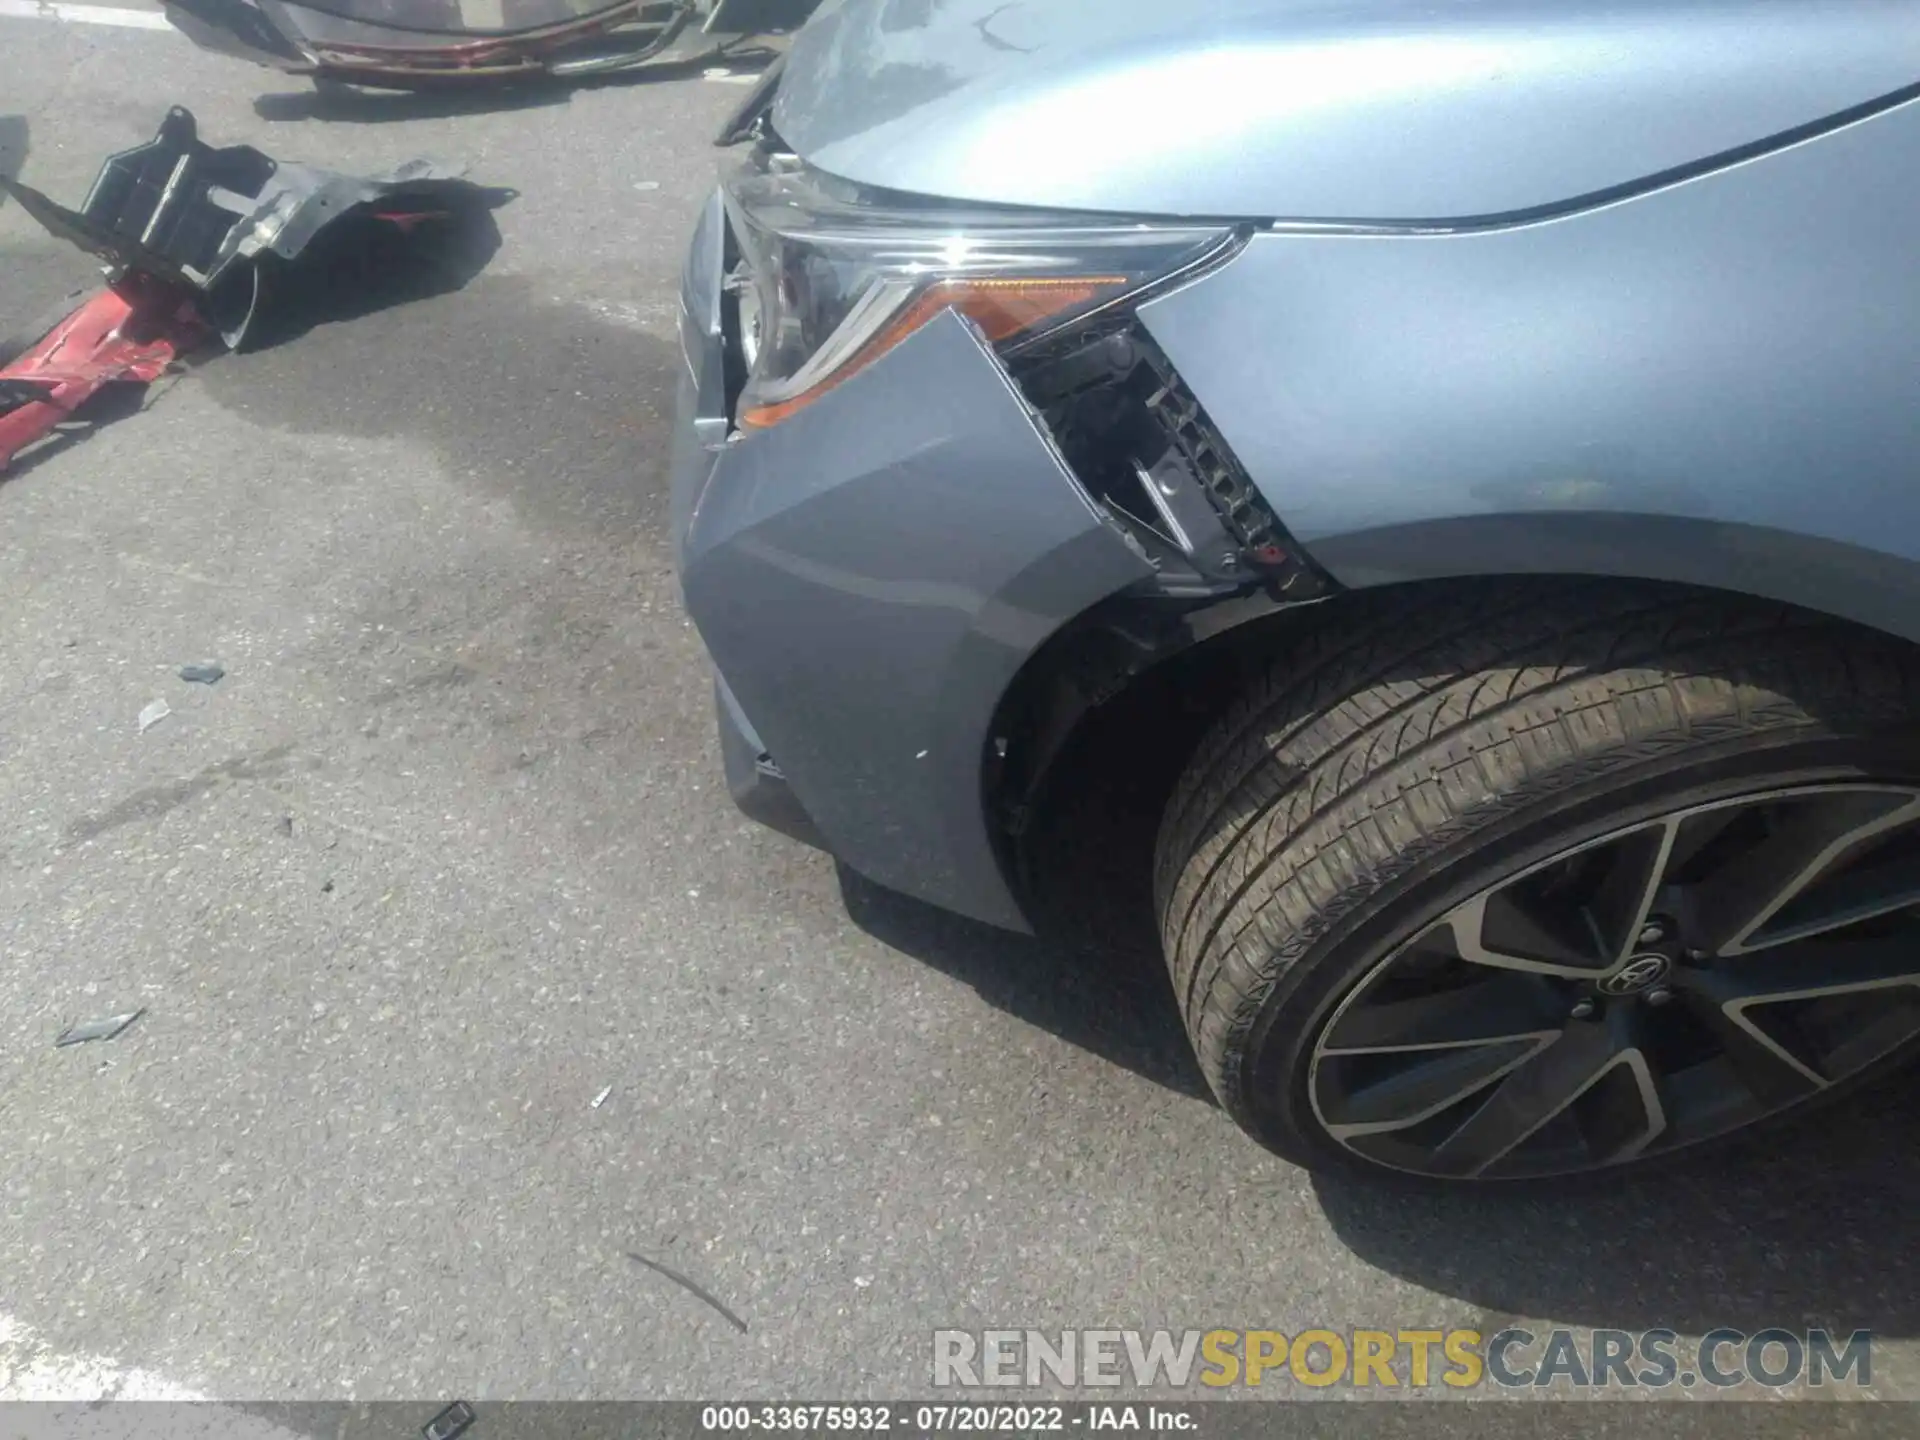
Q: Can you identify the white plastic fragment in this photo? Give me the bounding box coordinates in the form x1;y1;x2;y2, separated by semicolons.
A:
55;1009;144;1047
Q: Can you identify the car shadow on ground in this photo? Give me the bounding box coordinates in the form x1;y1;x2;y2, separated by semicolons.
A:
836;639;1259;1105
0;113;26;200
838;864;1212;1102
254;82;573;125
834;617;1919;1339
225;186;512;354
852;828;1920;1338
1314;1073;1919;1338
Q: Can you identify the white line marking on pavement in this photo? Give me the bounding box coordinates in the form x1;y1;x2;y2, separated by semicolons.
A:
0;1311;204;1400
0;0;175;30
0;1311;316;1438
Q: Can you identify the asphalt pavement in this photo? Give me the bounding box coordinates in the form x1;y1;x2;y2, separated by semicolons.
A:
2;8;1918;1412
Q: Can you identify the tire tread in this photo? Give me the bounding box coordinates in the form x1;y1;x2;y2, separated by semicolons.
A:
1154;581;1920;1138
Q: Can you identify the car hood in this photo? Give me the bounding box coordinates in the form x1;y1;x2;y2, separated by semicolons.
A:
773;0;1920;221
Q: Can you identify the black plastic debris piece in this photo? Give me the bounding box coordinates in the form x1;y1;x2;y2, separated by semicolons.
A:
2;108;502;467
179;662;226;684
33;108;278;285
421;1401;476;1440
55;1009;144;1047
0;107;481;351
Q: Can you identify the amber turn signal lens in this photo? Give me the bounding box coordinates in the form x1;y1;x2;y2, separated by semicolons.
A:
740;276;1125;430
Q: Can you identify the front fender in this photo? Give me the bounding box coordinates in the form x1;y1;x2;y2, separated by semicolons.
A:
1136;93;1920;641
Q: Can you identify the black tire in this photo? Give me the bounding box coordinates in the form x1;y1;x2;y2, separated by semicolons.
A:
1153;578;1920;1181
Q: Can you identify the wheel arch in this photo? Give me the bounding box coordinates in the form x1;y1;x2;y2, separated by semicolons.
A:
991;550;1920;933
1309;512;1920;652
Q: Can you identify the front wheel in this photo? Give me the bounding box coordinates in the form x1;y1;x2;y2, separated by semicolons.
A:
1154;580;1920;1183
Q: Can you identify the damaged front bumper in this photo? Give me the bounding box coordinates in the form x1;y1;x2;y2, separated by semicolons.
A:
163;0;820;88
671;191;1160;932
0;275;205;473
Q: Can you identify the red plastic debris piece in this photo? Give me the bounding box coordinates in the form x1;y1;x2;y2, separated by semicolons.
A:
0;271;208;472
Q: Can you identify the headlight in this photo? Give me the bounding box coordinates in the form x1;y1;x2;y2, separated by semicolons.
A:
721;150;1230;430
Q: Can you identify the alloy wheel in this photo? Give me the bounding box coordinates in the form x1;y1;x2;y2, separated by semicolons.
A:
1308;783;1920;1179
